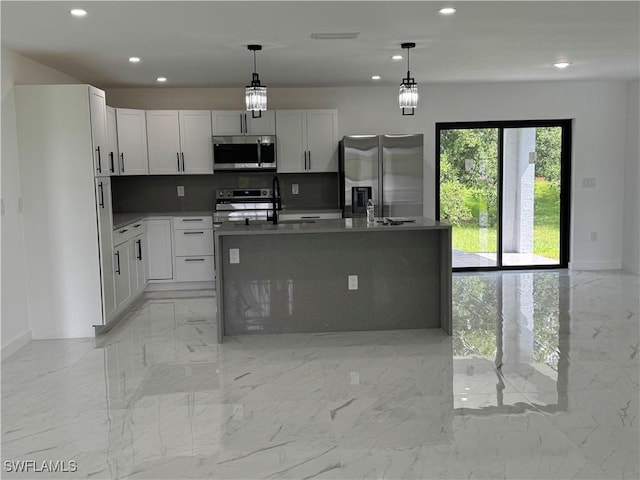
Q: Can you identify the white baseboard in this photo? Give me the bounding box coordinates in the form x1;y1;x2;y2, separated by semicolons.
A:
569;261;623;271
145;281;215;291
1;329;32;360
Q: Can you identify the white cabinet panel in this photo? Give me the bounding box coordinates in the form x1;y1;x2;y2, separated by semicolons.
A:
174;229;214;257
147;110;181;175
116;108;148;175
212;110;275;135
276;109;338;173
106;106;119;175
179;111;213;174
145;218;173;280
114;245;131;309
175;256;215;282
95;178;116;320
89;87;108;177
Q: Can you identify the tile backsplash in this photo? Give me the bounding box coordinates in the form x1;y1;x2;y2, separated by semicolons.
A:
111;172;340;213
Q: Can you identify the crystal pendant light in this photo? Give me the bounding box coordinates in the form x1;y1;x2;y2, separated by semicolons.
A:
245;45;267;118
398;42;418;116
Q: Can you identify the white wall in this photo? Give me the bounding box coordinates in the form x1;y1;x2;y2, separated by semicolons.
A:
1;49;80;357
108;80;631;270
623;81;639;274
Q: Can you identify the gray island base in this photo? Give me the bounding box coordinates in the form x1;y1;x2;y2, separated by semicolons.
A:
214;217;452;343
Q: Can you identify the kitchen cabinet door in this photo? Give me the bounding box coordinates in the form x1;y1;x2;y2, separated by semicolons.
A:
145;218;173;280
95;177;116;320
129;234;146;295
106;106;119;176
147;110;181;175
275;110;307;173
89;87;108;177
114;244;131;309
116;108;149;175
212;110;275;136
245;110;275;135
306;109;338;172
211;110;245;135
179;110;214;174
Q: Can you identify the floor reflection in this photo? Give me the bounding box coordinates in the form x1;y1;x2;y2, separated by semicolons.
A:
1;270;638;479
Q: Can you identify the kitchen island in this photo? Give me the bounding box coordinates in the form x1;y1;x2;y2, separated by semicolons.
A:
214;217;452;342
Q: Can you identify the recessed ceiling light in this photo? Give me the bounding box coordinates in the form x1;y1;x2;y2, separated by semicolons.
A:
553;61;572;69
156;77;167;82
371;75;381;80
439;7;456;15
391;55;403;61
70;8;87;17
129;57;141;63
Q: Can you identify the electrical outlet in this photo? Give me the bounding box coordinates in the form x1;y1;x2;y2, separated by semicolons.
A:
582;177;596;189
529;151;537;164
350;371;360;385
590;231;598;242
177;185;185;197
229;248;240;264
348;274;358;290
292;183;299;195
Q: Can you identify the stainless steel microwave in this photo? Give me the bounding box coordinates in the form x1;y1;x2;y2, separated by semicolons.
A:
212;135;276;171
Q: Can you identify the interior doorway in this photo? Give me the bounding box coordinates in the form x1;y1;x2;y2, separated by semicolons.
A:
436;120;571;270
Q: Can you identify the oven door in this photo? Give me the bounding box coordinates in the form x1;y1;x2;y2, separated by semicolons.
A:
213;135;276;170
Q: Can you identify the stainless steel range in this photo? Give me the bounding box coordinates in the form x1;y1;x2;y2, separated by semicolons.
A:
214;188;280;223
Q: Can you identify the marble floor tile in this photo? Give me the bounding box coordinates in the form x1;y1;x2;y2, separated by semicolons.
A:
2;270;638;479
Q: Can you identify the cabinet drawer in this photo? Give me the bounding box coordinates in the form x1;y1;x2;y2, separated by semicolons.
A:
173;216;213;229
279;211;342;221
174;229;214;256
175;256;215;282
113;221;145;246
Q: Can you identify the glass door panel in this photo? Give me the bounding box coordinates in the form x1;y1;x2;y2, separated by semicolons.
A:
502;127;561;266
439;128;499;268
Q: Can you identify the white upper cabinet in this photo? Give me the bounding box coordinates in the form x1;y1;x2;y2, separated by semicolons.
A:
212;110;275;136
147;110;213;174
89;87;108;177
146;111;181;174
179;110;214;174
115;108;149;175
106;106;119;175
276;109;338;173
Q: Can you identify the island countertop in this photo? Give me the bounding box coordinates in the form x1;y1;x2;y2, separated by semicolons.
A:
214;216;451;237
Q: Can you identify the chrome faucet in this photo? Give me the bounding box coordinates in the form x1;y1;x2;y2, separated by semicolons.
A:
272;175;281;225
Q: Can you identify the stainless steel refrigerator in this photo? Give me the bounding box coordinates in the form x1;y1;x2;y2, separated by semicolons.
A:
340;134;423;218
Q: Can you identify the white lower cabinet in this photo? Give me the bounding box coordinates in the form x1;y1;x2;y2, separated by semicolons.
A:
113;221;147;310
173;216;215;282
145;218;174;280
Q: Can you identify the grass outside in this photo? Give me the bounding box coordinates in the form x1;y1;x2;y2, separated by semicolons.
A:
452;178;560;261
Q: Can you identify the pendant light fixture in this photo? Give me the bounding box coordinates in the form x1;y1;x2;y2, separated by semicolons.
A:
398;42;418;116
245;44;267;118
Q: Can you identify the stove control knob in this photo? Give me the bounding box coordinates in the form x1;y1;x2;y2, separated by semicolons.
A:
262;190;268;197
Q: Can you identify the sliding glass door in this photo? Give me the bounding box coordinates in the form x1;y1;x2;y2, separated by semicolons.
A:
437;121;570;270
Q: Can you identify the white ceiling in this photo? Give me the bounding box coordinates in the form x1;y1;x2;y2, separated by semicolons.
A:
2;1;639;89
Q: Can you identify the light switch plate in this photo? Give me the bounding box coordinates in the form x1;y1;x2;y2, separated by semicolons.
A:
348;274;358;290
177;185;185;197
292;183;299;195
229;248;240;264
529;152;537;164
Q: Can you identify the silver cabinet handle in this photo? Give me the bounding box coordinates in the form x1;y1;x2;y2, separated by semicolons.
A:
308;151;311;170
136;239;142;260
109;152;115;173
301;216;320;219
183;231;204;235
133;224;142;228
177;152;180;171
119;229;128;233
240;114;244;134
182;218;203;222
181;152;185;172
115;251;121;274
120;153;125;172
184;258;206;262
